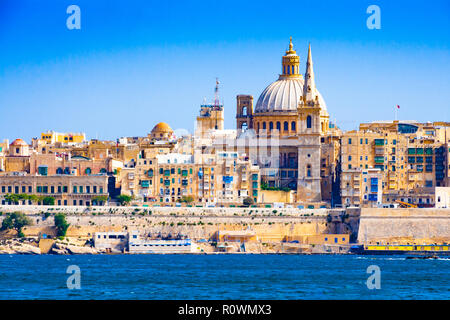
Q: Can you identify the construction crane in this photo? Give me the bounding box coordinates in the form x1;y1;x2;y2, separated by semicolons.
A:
395;200;418;208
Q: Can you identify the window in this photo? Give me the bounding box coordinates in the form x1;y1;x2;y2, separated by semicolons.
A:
269;122;273;131
262;122;266;130
306;116;312;129
276;121;281;131
348;138;352;145
291;121;296;131
284;121;288;131
85;167;92;175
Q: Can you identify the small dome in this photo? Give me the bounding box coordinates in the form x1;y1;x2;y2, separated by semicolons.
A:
10;138;28;146
151;122;173;134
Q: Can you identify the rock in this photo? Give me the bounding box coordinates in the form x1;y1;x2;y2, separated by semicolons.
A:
10;244;41;254
51;247;69;255
66;245;97;254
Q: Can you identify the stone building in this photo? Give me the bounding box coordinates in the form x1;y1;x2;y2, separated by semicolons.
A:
340;168;383;207
341;121;450;206
0;174;109;206
119;151;260;205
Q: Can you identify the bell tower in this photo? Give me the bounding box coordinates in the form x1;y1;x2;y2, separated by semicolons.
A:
297;44;322;202
236;95;253;132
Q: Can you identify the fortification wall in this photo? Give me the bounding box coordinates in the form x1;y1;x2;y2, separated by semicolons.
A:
0;205;331;242
358;208;450;244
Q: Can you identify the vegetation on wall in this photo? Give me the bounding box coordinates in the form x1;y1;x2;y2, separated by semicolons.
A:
260;182;290;192
3;194;55;205
180;196;194;203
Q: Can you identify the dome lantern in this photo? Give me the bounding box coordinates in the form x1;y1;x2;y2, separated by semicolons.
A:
281;37;300;78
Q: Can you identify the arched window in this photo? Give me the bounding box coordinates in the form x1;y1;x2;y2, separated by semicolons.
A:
241;122;248;131
85;167;91;175
100;168;107;174
257;122;260;132
284;121;289;131
63;167;70;175
269;122;273;131
291;121;296;132
148;169;153;177
307;164;312;177
262;122;266;130
56;167;63;175
291;65;294;74
276;121;281;131
306;116;312;129
242;106;247;116
283;66;286;74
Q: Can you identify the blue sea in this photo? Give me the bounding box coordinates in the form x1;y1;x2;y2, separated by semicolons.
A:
0;254;448;300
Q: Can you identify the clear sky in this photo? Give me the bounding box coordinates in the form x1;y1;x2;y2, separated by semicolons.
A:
0;0;449;142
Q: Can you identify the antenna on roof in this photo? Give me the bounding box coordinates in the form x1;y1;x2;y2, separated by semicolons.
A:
214;78;220;107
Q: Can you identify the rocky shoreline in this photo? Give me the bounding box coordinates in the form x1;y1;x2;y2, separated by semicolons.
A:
0;238;352;255
0;238;99;255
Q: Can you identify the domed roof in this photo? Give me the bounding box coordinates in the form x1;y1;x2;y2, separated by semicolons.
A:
151;122;173;134
255;78;304;113
10;138;28;146
254;78;328;114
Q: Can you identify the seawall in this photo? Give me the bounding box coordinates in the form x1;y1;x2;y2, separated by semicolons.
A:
358;208;450;244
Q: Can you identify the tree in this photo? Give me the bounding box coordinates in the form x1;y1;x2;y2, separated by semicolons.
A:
42;196;55;206
180;195;194;203
4;194;20;205
27;194;39;204
54;213;70;238
243;197;254;207
117;195;133;206
92;195;108;206
1;212;32;237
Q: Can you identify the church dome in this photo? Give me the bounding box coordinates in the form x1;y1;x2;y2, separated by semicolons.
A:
254;39;328;114
255;78;304;113
10;138;28;146
151;122;173;134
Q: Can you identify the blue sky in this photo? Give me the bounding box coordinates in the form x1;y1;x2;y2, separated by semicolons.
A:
0;0;449;142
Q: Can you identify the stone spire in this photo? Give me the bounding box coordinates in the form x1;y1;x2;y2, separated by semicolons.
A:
303;43;317;102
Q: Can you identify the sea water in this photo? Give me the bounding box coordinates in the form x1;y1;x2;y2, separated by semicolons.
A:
0;254;448;299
